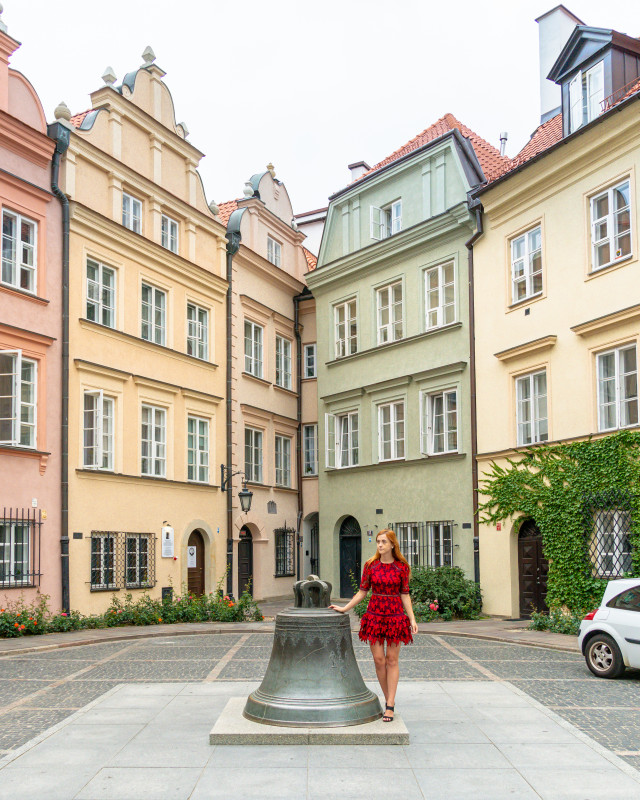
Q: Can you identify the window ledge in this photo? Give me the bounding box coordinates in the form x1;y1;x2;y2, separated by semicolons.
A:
324;452;466;474
588;253;634;277
274;383;297;396
301;376;317;382
302;473;318;479
75;469;217;489
0;445;49;456
90;587;121;593
242;371;271;386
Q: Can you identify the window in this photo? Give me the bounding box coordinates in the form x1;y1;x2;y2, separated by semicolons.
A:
83;391;114;470
245;427;263;483
425;262;455;329
334;298;357;358
275;336;292;389
378;401;405;461
569;61;604;133
122;192;142;233
303;424;318;475
90;532;116;590
608;586;640;611
377;281;403;344
267;236;282;267
0;350;36;448
0;519;31;586
421;390;458;455
187;416;209;483
274;526;295;577
126;534;152;588
141;283;166;345
1;210;36;293
395;523;420;568
141;404;166;477
597;345;638;432
515;371;548;446
161;214;179;253
275;435;291;487
244;320;263;377
187;303;208;360
325;411;358;468
590;509;632;578
591;180;631;270
304;344;316;378
390;520;453;568
511;227;542;303
370;200;402;240
86;259;116;328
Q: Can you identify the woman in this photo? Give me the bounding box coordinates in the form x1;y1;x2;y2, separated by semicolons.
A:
330;529;418;722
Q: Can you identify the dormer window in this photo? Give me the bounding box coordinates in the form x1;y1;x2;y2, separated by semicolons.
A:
569;61;604;132
267;236;281;267
370;200;402;241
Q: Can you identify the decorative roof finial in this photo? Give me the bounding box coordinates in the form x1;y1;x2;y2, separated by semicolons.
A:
243;182;254;199
267;162;275;178
208;200;220;216
0;3;7;34
141;46;156;67
102;66;117;87
54;101;72;122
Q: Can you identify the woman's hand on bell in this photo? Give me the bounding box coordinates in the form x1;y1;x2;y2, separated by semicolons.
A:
329;604;345;612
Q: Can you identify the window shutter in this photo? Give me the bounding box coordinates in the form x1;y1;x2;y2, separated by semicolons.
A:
392;201;402;234
569;72;582;132
419;392;429;455
325;413;336;469
0;350;21;445
370;206;383;240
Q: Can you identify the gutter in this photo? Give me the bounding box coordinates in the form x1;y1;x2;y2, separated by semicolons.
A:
292;288;312;580
48;122;71;613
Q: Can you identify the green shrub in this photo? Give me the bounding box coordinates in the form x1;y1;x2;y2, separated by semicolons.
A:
410;565;482;619
529;607;590;636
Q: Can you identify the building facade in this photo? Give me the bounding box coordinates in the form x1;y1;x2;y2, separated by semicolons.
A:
0;23;63;609
54;51;228;612
307;116;509;597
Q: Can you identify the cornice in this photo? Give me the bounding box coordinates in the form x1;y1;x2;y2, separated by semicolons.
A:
570;304;640;337
0;167;53;203
237;197;306;245
0;109;54;169
239;294;294;326
494;335;557;362
0;321;56;346
234;245;305;295
240;403;297;427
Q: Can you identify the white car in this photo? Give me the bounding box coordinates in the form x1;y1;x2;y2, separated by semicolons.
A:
578;578;640;678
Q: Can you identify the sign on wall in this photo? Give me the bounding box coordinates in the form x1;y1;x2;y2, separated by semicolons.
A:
187;545;197;568
161;526;174;558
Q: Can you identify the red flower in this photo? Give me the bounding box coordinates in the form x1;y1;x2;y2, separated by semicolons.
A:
429;603;439;611
61;613;67;617
13;622;19;628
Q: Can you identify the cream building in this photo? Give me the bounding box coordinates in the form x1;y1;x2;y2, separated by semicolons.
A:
53;50;227;612
473;17;640;617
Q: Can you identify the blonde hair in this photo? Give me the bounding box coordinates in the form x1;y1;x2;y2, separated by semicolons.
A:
365;528;410;575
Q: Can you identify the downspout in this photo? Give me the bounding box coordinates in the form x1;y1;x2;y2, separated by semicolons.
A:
48;122;71;613
465;197;483;584
225;230;241;597
293;293;303;581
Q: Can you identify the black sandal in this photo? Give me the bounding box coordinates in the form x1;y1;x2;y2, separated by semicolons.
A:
382;704;395;722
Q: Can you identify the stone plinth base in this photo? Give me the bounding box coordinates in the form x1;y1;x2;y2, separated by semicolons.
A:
209;698;409;745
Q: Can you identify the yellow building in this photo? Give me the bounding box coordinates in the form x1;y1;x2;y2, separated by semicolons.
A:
54;50;227;611
473;20;640;617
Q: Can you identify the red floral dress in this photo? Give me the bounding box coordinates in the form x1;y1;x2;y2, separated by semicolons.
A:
358;559;413;646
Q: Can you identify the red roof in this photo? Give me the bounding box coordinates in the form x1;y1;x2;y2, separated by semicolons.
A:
69;110;91;127
216;200;238;226
302;247;317;271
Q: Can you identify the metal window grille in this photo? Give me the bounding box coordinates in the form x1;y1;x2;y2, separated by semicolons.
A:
0;508;41;588
388;521;453;569
584;492;634;578
274;525;295;577
90;531;156;590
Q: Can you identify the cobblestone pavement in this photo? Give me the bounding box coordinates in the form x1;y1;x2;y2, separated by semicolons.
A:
1;632;638;770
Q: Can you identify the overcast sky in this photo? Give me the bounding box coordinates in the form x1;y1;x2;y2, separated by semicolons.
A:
4;0;639;239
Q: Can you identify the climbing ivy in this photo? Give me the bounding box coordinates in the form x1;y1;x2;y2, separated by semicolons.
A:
479;430;640;611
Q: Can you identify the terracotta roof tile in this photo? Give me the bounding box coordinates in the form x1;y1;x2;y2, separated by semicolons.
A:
69;110;91;127
302;247;317;271
217;200;238;226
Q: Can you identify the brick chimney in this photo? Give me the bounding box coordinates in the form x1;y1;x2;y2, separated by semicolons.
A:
536;5;584;123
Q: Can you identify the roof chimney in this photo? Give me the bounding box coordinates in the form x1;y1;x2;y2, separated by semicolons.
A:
348;161;370;181
499;132;508;156
535;5;585;123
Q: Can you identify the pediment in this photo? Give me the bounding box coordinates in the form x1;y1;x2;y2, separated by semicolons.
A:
547;27;613;83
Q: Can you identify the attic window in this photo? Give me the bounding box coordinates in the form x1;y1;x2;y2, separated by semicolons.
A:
370;200;402;241
569;61;604;133
267;236;282;267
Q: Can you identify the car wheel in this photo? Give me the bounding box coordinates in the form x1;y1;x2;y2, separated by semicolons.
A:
585;633;625;679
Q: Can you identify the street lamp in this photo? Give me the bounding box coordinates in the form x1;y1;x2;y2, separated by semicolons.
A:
220;465;253;513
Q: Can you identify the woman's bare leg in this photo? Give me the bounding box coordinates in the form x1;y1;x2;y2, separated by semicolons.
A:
370;641;388;702
384;643;400;717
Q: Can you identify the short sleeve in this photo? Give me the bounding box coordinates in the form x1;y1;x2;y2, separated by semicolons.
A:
359;563;371;591
400;563;410;594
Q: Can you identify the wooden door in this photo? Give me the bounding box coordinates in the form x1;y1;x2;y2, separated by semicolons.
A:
238;527;253;597
518;521;548;617
187;530;205;596
339;516;362;598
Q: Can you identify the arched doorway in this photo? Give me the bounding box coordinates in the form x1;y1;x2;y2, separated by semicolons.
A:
518;519;549;617
339;516;361;598
238;526;253;597
187;530;205;596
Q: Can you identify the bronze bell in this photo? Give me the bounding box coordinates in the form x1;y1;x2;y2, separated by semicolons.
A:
244;575;383;727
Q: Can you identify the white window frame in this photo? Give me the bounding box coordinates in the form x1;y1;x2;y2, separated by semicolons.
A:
424;262;456;330
245;427;263;483
421;389;458;455
510;226;542;304
122;192;142;233
325;411;358;469
515;371;548;446
590;179;632;271
90;532;116;590
303;424;318;475
1;209;37;293
244;320;263;378
376;280;403;344
125;534;152;588
141;404;166;477
267;236;282;267
275;336;292;389
378;401;405;462
187;302;208;360
275;434;292;487
370;200;402;240
0;350;36;448
161;214;179;253
334;298;358;358
83;390;114;471
86;258;116;328
569;61;604;133
597;345;639;432
187;416;209;483
304;343;317;378
0;520;31;586
141;282;167;346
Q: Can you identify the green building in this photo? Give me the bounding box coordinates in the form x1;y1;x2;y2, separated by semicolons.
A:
306;114;509;596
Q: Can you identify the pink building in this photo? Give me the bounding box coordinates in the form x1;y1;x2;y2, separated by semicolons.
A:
0;20;62;609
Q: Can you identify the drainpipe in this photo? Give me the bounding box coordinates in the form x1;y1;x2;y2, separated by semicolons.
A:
48;122;71;613
465;197;483;585
293;293;303;581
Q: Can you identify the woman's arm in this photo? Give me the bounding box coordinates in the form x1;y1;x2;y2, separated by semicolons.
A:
401;593;419;634
329;589;367;614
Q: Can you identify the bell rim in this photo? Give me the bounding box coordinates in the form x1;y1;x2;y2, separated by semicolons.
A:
247;688;379;708
242;709;383;728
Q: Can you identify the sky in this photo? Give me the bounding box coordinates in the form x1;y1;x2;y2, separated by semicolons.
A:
4;0;640;233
